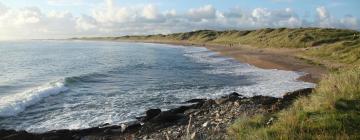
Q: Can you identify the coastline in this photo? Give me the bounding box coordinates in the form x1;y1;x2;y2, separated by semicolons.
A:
0;40;326;140
112;39;328;83
0;88;314;140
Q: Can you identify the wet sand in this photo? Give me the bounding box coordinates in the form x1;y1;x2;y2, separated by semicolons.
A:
123;40;328;83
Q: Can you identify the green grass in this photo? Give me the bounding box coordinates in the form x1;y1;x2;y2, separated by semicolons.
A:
83;27;360;67
77;27;360;139
81;28;360;49
302;40;360;66
227;67;360;140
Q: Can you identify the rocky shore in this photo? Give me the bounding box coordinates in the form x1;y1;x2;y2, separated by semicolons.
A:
0;88;313;140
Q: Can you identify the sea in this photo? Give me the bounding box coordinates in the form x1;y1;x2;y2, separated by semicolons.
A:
0;40;315;133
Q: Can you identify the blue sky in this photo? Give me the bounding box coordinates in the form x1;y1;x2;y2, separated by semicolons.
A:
0;0;359;39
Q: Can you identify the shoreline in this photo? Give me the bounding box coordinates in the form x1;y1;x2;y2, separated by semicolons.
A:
0;88;314;140
99;39;328;83
179;41;325;83
0;40;326;140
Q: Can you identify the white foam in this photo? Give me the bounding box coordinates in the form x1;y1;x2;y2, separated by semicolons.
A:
183;46;316;98
0;80;68;117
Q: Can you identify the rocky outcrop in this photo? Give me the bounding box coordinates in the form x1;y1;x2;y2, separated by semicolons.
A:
0;88;314;140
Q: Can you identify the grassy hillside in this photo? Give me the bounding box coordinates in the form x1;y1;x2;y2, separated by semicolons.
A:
78;28;360;139
228;67;360;139
85;28;359;49
81;28;360;67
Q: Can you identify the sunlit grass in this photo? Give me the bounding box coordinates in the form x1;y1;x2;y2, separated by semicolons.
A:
227;67;360;140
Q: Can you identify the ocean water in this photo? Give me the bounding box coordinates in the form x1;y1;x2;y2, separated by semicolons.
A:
0;40;315;133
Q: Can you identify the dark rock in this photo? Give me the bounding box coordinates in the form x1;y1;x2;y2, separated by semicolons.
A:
250;96;279;106
0;129;16;138
185;99;206;103
145;109;161;121
99;123;111;128
123;122;141;133
229;92;241;97
283;88;313;100
201;99;216;109
169;106;191;114
150;111;186;123
184;109;200;115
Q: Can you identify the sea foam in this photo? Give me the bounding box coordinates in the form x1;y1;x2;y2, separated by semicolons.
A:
0;80;68;117
183;46;316;97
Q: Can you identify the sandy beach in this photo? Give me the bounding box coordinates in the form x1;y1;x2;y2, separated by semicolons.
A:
121;40;328;83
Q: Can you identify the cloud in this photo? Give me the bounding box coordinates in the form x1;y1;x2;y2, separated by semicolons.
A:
250;8;301;27
187;5;217;21
142;4;158;20
0;1;359;40
47;0;84;6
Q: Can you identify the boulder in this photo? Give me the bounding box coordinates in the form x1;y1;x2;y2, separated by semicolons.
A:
283;88;313;100
185;99;206;103
250;96;278;106
150;111;186;123
144;109;161;121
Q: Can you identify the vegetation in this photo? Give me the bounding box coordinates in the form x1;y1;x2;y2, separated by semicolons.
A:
228;67;360;139
82;28;360;67
78;28;360;139
81;28;359;49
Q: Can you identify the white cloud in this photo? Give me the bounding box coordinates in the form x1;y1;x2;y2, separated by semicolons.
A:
0;1;359;40
340;15;358;29
316;6;329;20
142;4;158;20
187;5;217;21
47;0;84;6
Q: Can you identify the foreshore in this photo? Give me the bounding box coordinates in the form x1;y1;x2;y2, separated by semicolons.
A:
0;40;327;140
121;40;328;83
0;88;314;140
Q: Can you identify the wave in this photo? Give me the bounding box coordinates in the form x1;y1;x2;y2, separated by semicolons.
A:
183;46;316;97
0;80;68;117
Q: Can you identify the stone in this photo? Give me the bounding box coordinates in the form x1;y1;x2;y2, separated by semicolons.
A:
150;111;186;123
283;88;313;100
145;109;161;121
202;121;209;127
185;99;206;103
215;98;228;105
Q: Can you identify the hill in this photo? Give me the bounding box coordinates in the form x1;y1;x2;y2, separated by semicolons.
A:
77;28;360;139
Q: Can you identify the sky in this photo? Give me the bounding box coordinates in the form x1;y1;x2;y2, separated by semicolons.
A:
0;0;359;40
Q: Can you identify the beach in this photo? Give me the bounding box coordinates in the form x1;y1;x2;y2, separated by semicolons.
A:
0;40;323;140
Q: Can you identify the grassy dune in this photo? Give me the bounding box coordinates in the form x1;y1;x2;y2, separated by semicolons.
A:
82;28;360;67
228;67;360;139
79;28;360;139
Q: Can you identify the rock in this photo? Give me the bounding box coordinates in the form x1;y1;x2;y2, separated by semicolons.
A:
191;132;196;139
266;117;274;125
169;106;191;114
150;111;186;123
215;98;228;105
250;96;278;106
121;124;127;132
145;109;161;121
229;92;241;97
202;122;209;127
99;123;111;128
184;109;200;115
185;99;206;103
201;99;216;108
123;123;142;133
0;129;17;138
283;88;313;100
234;101;240;107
